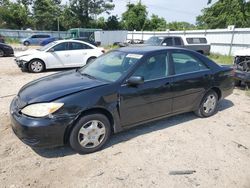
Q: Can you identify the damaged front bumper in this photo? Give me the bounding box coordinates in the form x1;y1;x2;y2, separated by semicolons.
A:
15;59;28;71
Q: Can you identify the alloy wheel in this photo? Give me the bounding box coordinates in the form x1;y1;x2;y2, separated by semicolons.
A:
30;61;43;72
78;120;106;149
203;94;216;113
0;49;4;57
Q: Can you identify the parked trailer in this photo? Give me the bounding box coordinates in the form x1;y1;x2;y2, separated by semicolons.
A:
95;30;128;46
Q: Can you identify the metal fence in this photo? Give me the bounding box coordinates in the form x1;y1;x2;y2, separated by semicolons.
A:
0;29;68;40
127;28;250;55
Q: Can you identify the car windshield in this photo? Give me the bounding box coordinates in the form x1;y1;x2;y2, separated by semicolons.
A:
145;36;164;45
38;41;58;51
79;51;143;82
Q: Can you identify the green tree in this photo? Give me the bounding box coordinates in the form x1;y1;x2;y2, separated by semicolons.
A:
144;14;167;31
60;4;80;30
197;0;250;28
0;0;33;29
121;2;148;31
33;0;61;30
167;21;195;31
69;0;114;27
106;15;121;30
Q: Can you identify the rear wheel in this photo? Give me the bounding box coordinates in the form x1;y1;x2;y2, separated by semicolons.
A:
194;90;218;118
0;49;4;57
69;113;111;154
28;59;45;73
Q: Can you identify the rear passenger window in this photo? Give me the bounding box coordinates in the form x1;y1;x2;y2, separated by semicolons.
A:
172;52;208;74
174;37;182;46
69;42;93;50
186;38;207;44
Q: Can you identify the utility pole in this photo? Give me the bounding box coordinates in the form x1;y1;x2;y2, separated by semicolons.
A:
57;17;60;38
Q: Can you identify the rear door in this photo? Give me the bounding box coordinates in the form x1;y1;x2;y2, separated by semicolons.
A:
67;42;94;67
170;49;212;113
119;51;173;127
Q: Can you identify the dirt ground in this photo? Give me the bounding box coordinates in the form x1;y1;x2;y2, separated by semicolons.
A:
0;56;250;188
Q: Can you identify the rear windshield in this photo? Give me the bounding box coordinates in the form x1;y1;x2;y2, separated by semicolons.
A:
186;38;207;44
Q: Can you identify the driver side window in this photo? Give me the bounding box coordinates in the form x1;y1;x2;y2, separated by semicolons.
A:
133;53;169;81
52;42;68;52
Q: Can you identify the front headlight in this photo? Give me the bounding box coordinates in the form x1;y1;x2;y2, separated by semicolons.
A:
21;103;64;117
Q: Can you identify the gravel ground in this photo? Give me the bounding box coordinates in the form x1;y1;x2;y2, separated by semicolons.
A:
0;57;250;188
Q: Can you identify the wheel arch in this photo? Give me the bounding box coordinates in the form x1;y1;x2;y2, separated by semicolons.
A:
86;56;97;64
63;107;115;144
28;58;46;69
210;87;222;100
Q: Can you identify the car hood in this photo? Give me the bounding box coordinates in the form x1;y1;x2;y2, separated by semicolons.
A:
17;70;108;107
0;43;12;48
233;48;250;56
15;49;40;58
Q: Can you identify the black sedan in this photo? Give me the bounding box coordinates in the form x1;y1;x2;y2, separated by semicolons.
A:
0;42;14;57
10;46;234;154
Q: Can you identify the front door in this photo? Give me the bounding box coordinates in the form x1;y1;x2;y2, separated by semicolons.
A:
45;42;71;68
119;52;173;127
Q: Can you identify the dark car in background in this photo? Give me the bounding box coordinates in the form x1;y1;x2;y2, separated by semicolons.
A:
0;43;14;57
72;37;98;46
233;48;250;86
145;36;211;55
10;46;234;154
40;37;59;46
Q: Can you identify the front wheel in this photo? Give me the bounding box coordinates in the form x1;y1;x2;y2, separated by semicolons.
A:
69;113;111;154
28;59;45;73
194;90;218;118
0;49;4;57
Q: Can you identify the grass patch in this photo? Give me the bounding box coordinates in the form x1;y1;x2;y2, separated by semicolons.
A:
5;37;20;44
103;44;119;51
208;53;234;65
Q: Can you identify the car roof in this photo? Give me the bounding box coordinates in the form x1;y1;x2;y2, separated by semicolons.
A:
53;39;97;48
116;46;183;54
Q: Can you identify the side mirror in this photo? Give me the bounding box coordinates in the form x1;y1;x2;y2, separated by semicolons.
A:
162;43;167;46
126;76;144;86
48;48;54;52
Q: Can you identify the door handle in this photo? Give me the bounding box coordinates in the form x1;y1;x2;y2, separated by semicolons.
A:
65;54;70;57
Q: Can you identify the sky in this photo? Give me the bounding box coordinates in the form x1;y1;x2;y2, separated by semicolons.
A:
103;0;211;24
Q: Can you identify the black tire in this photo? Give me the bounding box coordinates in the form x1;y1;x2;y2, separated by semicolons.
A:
69;113;111;154
28;59;45;73
23;41;30;46
0;49;4;57
86;57;96;64
234;80;241;87
194;90;218;118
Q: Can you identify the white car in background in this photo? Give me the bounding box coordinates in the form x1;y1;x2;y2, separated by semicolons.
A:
15;40;105;73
